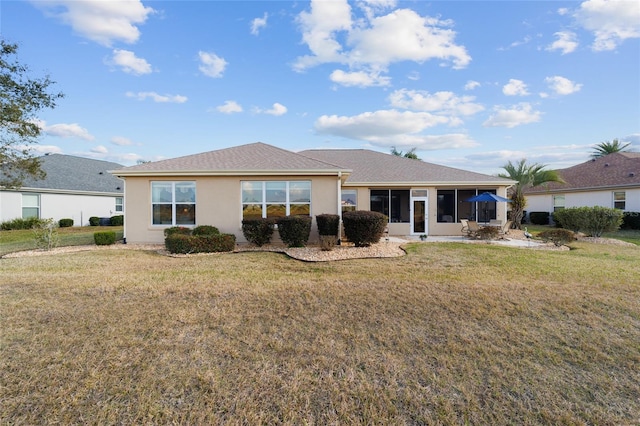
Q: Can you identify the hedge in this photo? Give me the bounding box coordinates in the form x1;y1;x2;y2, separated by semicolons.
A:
621;212;640;230
316;214;340;236
529;212;550;225
94;231;116;245
110;215;124;226
89;216;100;226
342;211;387;247
164;233;236;254
58;218;74;228
242;218;275;247
554;206;623;237
276;215;312;247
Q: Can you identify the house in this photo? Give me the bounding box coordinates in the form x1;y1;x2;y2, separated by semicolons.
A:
112;142;515;244
0;154;124;226
525;152;640;219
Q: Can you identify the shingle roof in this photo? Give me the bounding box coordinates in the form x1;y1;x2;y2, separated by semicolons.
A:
18;154;124;194
300;149;513;185
113;142;348;176
526;152;640;193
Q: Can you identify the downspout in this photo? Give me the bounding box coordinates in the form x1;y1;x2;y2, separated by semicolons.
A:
337;172;342;244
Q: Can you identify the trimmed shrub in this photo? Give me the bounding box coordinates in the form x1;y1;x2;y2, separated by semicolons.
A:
538;229;575;246
1;217;44;230
58;218;74;228
621;212;640;230
164;226;192;237
554;206;623;237
164;233;236;254
110;215;124;226
242;217;275;247
277;215;312;247
89;216;100;226
192;225;220;236
342;211;387;247
316;214;340;236
553;208;582;232
476;226;499;240
529;211;550;225
94;231;116;246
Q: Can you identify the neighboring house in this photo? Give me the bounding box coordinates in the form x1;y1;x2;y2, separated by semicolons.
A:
0;154;124;226
112;142;515;244
525;152;640;218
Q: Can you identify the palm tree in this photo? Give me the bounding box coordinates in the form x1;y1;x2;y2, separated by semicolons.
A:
590;139;630;158
498;159;564;229
390;146;421;160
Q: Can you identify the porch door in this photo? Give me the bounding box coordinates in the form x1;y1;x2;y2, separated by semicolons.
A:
411;197;428;235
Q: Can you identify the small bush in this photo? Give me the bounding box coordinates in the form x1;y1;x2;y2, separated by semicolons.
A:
277;215;312;247
242;218;275;247
110;215;124;226
58;218;74;228
1;217;44;230
621;212;640;230
553;208;582;232
33;219;60;250
192;225;220;236
89;216;100;226
94;231;116;246
164;233;236;254
476;226;499;240
554;206;623;237
529;212;550;225
316;214;340;236
538;229;576;246
164;226;192;237
342;211;387;247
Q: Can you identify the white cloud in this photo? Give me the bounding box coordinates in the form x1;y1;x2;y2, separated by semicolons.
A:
294;1;470;85
18;144;63;155
544;76;582;95
483;103;542;128
126;91;188;103
198;51;228;78
388;89;484;116
574;0;640;51
546;31;579;54
330;69;390;87
33;0;154;47
111;136;134;146
314;109;472;149
91;145;109;154
255;103;288;116
251;13;268;35
217;100;243;114
464;80;480;91
41;122;95;141
502;79;530;96
110;49;152;75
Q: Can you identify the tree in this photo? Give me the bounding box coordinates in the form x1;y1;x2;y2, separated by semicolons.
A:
590;138;631;158
390;146;421;160
498;159;564;229
1;39;64;188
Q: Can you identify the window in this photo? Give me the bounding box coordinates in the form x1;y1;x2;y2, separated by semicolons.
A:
613;191;626;210
370;189;409;223
22;194;40;219
341;189;357;213
437;190;455;223
151;181;196;225
553;195;565;212
115;197;123;212
242;181;311;219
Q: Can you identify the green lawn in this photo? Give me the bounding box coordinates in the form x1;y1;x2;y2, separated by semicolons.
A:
0;226;124;256
1;240;639;424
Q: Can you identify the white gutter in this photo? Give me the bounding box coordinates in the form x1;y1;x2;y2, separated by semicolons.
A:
337;171;342;242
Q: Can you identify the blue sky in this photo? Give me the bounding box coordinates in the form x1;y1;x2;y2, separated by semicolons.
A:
3;0;639;174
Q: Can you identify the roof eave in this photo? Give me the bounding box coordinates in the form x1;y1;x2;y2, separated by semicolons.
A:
343;180;516;187
111;169;352;178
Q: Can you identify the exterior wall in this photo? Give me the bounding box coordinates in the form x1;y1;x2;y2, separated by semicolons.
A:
122;175;341;244
0;190;120;225
526;187;640;217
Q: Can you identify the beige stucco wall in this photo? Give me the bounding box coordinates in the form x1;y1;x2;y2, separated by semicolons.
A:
526;187;640;216
122;174;341;244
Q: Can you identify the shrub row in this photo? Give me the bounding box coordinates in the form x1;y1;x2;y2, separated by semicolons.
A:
621;212;640;230
0;217;45;230
164;225;235;254
89;215;124;226
528;211;550;225
553;206;623;237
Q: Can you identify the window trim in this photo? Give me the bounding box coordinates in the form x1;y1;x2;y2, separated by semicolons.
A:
241;180;311;219
22;193;40;219
115;196;124;213
613;191;626;210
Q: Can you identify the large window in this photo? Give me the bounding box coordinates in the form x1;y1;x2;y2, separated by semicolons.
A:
242;181;311;219
341;189;357;213
370;189;409;223
438;189;499;223
151;181;196;225
437;190;455;223
613;191;626;210
22;194;40;219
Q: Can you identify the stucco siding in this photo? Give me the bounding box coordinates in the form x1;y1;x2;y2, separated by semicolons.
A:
526;187;640;216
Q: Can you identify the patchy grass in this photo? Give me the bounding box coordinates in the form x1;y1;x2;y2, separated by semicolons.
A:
0;226;124;256
525;225;640;246
1;242;639;424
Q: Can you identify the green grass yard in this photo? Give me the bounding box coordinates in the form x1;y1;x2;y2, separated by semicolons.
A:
1;239;639;424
